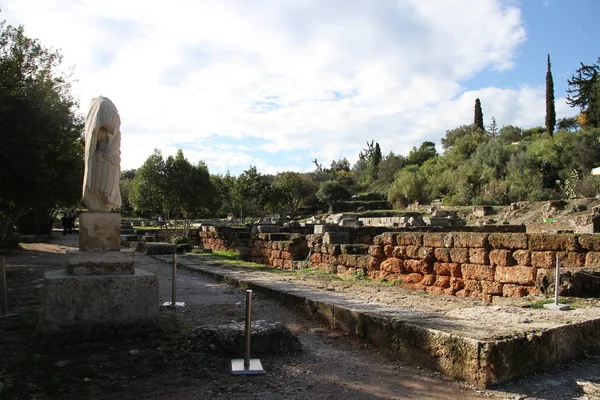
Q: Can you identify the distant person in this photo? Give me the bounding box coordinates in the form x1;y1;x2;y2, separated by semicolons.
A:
61;213;68;236
68;209;77;234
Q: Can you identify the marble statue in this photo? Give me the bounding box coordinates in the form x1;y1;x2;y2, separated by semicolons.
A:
82;96;122;212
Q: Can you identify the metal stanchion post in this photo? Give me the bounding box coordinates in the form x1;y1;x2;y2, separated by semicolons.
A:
0;257;18;319
162;253;185;308
544;255;570;311
231;290;264;375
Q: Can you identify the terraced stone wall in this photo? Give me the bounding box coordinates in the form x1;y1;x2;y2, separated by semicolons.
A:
309;232;600;301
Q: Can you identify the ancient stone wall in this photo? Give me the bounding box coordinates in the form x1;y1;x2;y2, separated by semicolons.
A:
195;227;600;301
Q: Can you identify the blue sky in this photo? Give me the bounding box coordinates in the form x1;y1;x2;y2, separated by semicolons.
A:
2;0;599;175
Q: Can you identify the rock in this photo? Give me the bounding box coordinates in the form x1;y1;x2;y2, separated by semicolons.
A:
190;320;302;357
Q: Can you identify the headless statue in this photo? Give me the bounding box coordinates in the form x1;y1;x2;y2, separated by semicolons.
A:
82;96;122;212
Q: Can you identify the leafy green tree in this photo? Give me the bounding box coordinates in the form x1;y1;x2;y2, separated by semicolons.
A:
130;149;166;216
376;152;405;185
272;172;315;213
487;117;498;138
546;54;556;136
234;166;271;220
0;22;83;238
566;57;600;128
556;117;579;131
212;172;237;218
474;98;484;131
497;125;525;144
387;165;425;208
330;158;350;172
406;141;437;166
316;180;350;211
441;124;479;150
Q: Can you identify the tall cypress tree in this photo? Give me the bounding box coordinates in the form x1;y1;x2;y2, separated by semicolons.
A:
474;98;484;131
546;54;556;136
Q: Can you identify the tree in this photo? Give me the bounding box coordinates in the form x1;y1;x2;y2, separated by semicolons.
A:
234;166;271;220
487;117;498;138
316;180;350;211
387;165;425;208
368;142;382;181
272;172;314;213
566;56;600;128
406;141;437;166
556;117;579;131
0;22;83;239
442;124;480;150
474;98;484;131
546;54;556;136
130;149;166;216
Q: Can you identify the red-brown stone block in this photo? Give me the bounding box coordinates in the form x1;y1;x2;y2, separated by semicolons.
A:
369;245;385;258
495;266;536;285
528;234;579;252
271;250;281;259
427;286;445;295
433;262;462;277
282;252;291;261
418;247;435;261
423;233;453;248
585;252;600;267
450;277;465;292
367;257;384;271
421;274;435;286
396;232;423;246
577;235;600;251
384;245;394;258
356;256;371;268
453;232;488;248
558;252;585;268
512;250;531;266
450;248;469;264
488;233;528;249
468;248;489;265
405;245;420;259
434;248;451;262
434;275;451;288
402;273;424;284
392;246;406;259
380;258;404;274
502;284;529;297
379;232;397;246
404;259;433;274
489;249;515;267
460;279;483;296
531;251;555;269
461;264;495;281
283;260;293;269
481;281;503;295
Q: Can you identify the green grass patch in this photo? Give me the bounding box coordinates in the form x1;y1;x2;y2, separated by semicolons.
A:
527;298;571;309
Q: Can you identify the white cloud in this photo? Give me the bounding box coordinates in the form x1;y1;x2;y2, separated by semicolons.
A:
3;0;537;174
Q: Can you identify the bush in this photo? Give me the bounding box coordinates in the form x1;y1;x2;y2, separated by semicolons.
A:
171;236;188;245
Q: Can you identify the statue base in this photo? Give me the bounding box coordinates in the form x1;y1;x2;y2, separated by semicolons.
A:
79;212;121;251
66;250;135;275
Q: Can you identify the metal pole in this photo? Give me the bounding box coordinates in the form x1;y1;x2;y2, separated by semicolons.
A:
244;289;252;368
172;254;177;306
1;257;7;315
554;255;560;305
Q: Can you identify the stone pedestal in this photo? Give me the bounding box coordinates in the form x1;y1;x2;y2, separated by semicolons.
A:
38;212;160;332
79;212;120;251
39;269;158;332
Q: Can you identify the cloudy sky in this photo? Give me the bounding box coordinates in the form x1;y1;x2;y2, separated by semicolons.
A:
2;0;599;175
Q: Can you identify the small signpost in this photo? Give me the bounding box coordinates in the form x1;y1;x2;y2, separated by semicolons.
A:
231;290;265;375
543;255;570;311
0;257;18;319
162;254;185;308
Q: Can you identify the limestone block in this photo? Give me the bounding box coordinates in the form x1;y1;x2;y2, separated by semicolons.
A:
314;224;340;234
66;250;135;275
38;269;158;332
323;231;349;244
144;242;177;255
79;212;121;251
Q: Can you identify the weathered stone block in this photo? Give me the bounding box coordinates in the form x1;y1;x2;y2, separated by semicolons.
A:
481;281;503;295
585;252;600;267
423;233;453;248
79;212;121;251
502;284;529;297
340;244;369;255
528;234;579;252
323;231;349;245
144;243;177;255
418;247;435;261
495;266;536;285
489;249;515;267
374;232;397;246
450;248;469;264
39;269;158;332
488;233;528;250
66;250;135;275
384;245;394;257
367;257;384;271
404;259;432;274
434;247;451;262
433;262;462;277
421;274;435;286
512;250;531;266
577;235;600;251
380;258;404;274
453;232;489;248
531;251;555;269
402;272;423;284
395;232;423;246
368;245;385;258
405;245;420;259
559;252;585;268
434;275;451;288
468;248;489;265
461;264;495;281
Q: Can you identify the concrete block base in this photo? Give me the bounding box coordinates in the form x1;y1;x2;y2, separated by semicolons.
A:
66;250;135;275
38;269;158;332
79;212;121;251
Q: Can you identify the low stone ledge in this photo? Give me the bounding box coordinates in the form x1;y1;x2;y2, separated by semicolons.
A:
66;250;135;275
144;242;176;255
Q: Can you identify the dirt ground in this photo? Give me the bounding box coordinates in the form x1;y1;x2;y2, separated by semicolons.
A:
1;233;599;400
